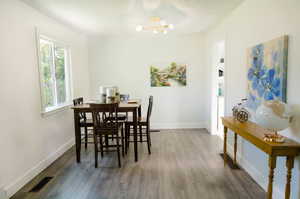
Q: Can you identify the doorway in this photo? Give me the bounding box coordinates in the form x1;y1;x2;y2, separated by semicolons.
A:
211;41;225;138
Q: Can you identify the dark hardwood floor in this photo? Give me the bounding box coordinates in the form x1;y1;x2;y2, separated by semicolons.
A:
12;129;265;199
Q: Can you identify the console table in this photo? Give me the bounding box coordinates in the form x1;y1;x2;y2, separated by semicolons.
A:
222;116;300;199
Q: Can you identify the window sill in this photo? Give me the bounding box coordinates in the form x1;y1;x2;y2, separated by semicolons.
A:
41;103;71;117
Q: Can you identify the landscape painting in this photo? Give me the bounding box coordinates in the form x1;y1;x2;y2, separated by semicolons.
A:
150;62;187;87
246;35;288;111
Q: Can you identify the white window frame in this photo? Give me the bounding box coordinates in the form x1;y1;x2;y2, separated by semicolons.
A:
36;29;73;116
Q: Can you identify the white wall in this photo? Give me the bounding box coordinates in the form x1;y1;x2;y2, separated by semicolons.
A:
0;0;89;197
3;0;299;197
88;34;208;129
205;0;300;198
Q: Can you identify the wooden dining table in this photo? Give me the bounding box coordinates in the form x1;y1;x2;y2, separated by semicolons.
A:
71;101;142;162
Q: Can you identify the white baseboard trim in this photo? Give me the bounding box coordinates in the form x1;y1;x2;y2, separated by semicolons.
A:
4;138;75;197
0;188;8;199
226;143;284;199
151;121;207;129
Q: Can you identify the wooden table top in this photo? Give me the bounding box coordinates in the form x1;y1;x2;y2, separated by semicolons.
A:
222;116;300;156
71;100;141;110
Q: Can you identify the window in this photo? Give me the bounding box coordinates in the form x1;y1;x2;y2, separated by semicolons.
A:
37;34;72;114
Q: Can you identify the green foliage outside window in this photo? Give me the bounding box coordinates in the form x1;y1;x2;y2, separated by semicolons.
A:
39;38;69;110
55;46;66;104
40;41;54;108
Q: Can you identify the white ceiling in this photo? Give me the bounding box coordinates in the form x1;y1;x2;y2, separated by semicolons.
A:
21;0;243;35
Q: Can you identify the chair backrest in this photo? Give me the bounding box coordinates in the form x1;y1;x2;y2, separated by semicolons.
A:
73;97;86;120
146;96;153;123
90;103;119;133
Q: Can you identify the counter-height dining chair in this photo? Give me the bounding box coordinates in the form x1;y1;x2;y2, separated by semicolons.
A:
73;97;94;149
90;103;124;168
125;96;153;155
104;107;127;157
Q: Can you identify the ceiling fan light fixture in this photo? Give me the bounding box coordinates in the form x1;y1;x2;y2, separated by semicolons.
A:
136;17;174;34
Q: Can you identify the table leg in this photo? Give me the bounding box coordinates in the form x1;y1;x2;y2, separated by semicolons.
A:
133;109;138;162
223;126;228;167
267;155;277;199
285;156;295;199
138;105;142;120
234;133;237;165
138;105;142;142
74;110;81;163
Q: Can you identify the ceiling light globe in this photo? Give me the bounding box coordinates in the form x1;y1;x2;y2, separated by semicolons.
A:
153;30;158;34
136;25;143;32
169;24;174;30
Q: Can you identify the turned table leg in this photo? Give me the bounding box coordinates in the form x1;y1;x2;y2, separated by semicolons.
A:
234;133;237;165
223;126;228;167
285;156;295;199
267;155;277;199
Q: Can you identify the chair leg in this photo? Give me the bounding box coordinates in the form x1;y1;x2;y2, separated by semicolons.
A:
99;135;104;158
94;133;99;168
146;126;151;154
105;135;109;147
84;127;88;149
148;126;152;147
139;124;143;142
125;124;128;154
126;124;130;152
121;124;125;157
116;134;121;168
111;133;115;141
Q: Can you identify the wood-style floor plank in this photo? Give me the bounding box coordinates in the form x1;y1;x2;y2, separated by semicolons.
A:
12;129;265;199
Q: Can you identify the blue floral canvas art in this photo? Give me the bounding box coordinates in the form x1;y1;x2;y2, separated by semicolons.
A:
246;36;288;110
